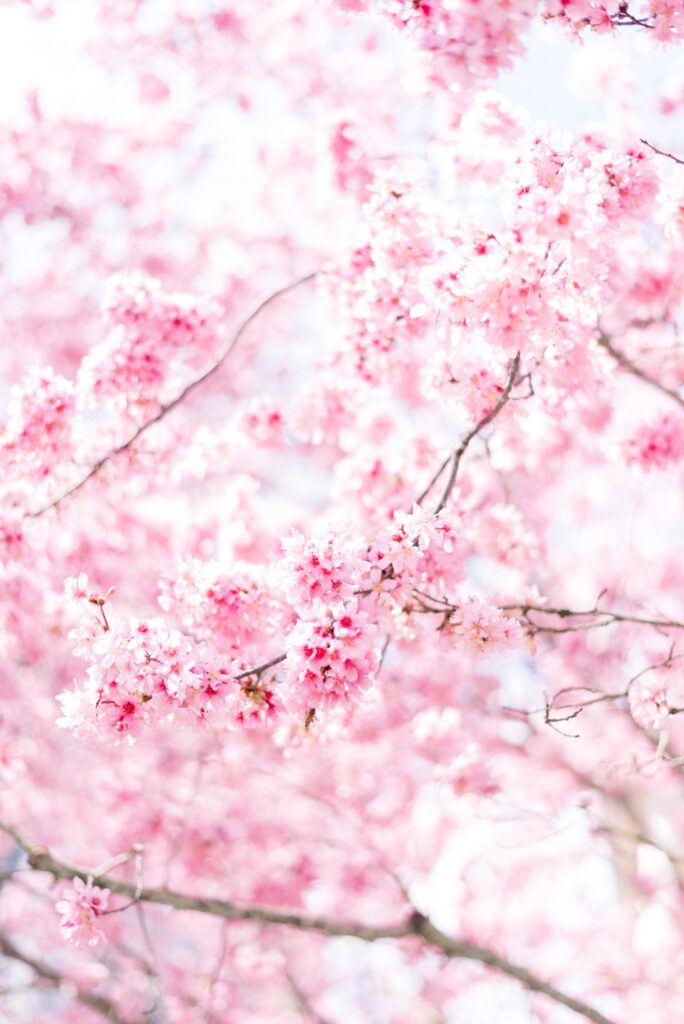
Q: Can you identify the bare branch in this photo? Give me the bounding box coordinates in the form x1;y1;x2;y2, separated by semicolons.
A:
29;273;318;518
501;601;684;633
415;453;451;507
0;821;619;1024
640;138;684;165
610;3;653;27
410;589;684;635
285;968;334;1024
597;329;684;411
234;653;287;681
202;921;228;1024
0;929;129;1024
413;916;618;1024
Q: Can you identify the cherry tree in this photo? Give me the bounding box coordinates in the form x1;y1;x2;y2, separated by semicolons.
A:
2;1;684;1021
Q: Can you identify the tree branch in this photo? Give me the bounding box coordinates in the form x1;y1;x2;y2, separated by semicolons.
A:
285;968;334;1024
500;601;684;633
597;330;684;411
29;272;318;518
430;352;521;516
640;138;684;165
234;653;287;681
0;928;129;1024
0;821;618;1024
413;917;618;1024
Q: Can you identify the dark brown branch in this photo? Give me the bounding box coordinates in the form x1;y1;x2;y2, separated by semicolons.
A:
0;821;619;1024
414;352;521;513
0;929;129;1024
234;653;287;681
597;330;684;411
640;138;684;166
430;352;521;516
29;273;318;518
415;453;451;507
611;12;653;26
610;3;653;27
414;917;618;1024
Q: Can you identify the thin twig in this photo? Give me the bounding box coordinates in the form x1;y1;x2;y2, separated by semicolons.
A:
501;602;684;633
135;903;163;1018
597;329;684;411
640;138;684;166
611;13;653;26
285;968;333;1024
203;921;228;1024
234;653;287;681
29;273;318;518
415;453;451;507
432;353;521;516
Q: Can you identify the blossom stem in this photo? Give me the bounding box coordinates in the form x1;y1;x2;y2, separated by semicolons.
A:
29;272;318;518
431;352;521;516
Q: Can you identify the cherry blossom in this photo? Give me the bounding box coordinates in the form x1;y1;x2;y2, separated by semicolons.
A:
624;412;684;469
2;2;684;1023
55;876;110;947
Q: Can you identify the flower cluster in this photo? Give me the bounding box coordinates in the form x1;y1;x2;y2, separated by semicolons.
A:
0;367;76;487
327;177;441;387
436;742;500;797
77;272;222;414
289;378;361;446
230;396;285;447
58;577;240;739
624;413;684;471
280;528;361;604
420;346;506;420
442;597;528;657
464;503;539;569
159;557;280;653
55;876;110;946
336;0;532;91
284;600;380;710
338;0;684;93
628;676;672;732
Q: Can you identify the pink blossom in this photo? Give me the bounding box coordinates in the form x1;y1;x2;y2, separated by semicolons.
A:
443;597;528;657
77;273;222;414
624;413;684;470
55;876;110;946
285;600;381;709
629;677;671;731
280;528;361;603
0;367;76;485
57;607;241;739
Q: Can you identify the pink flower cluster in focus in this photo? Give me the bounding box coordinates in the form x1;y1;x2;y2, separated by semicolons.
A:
285;600;381;709
55;876;110;946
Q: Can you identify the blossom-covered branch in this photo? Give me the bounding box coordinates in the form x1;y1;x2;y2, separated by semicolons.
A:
0;822;618;1024
29;272;317;518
